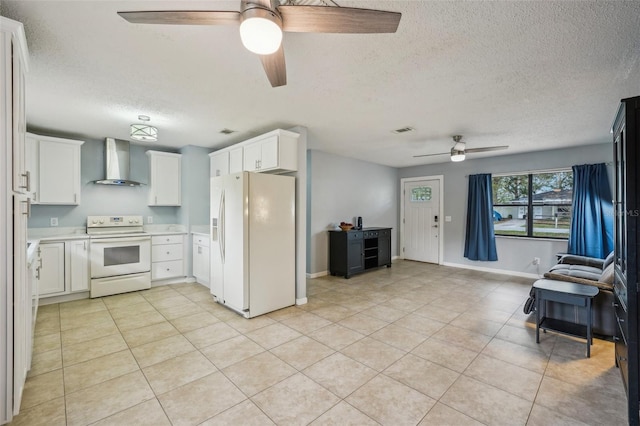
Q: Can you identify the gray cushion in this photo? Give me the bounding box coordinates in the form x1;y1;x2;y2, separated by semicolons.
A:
548;264;602;281
600;262;614;284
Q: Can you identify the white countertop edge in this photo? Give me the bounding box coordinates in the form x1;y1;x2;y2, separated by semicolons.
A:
191;232;210;237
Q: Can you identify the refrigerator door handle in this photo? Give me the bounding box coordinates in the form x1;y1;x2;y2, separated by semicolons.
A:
219;190;225;264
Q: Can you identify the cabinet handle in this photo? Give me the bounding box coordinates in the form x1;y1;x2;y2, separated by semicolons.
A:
74;193;77;203
619;356;628;362
155;196;158;204
166;251;170;254
36;266;40;280
613;302;619;307
84;241;87;250
166;268;170;271
22;198;31;217
20;170;30;191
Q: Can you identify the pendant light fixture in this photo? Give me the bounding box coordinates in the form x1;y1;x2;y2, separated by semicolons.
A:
130;115;158;142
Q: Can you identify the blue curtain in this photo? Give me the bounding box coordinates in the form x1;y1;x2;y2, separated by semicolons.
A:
568;163;614;258
464;174;498;261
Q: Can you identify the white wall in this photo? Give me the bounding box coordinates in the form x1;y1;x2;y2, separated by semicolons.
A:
28;137;180;228
398;143;612;276
177;145;211;277
308;150;398;275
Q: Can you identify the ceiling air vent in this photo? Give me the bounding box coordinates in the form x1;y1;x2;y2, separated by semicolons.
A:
392;127;414;134
219;128;236;135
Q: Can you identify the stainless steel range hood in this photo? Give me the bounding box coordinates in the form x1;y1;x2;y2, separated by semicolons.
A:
93;138;143;186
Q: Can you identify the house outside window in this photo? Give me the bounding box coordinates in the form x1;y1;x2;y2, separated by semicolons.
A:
492;170;573;238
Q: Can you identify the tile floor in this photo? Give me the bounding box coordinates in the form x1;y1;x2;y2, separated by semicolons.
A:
9;260;628;425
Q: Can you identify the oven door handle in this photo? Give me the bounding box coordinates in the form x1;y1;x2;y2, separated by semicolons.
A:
90;236;151;244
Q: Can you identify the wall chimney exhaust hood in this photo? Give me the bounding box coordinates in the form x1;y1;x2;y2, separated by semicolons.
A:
93;138;144;186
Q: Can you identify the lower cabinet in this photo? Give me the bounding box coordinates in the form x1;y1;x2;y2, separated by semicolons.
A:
151;234;185;280
329;228;392;278
192;234;210;286
39;239;90;297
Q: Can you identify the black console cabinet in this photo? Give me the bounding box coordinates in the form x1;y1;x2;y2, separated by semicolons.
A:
329;227;392;278
613;96;640;425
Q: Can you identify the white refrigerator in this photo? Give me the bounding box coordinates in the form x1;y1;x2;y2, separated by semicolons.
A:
210;172;296;318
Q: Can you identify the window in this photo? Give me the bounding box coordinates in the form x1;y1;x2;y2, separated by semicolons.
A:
492;170;573;238
411;186;432;202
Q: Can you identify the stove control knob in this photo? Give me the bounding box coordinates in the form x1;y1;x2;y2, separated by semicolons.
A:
134;219;139;223
129;219;133;223
92;220;97;224
99;219;104;224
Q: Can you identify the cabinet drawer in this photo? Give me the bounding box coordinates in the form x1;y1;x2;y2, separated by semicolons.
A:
193;235;209;247
152;234;183;245
152;244;183;262
348;231;363;240
152;260;184;280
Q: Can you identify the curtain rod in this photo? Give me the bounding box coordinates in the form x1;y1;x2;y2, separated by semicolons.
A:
466;162;613;178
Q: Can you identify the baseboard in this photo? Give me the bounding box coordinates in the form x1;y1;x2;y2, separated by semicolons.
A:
38;291;89;306
442;261;541;279
306;270;328;278
296;297;308;305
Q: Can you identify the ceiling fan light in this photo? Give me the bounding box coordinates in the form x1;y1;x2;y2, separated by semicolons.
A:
451;149;465;162
130;124;158;142
240;10;283;55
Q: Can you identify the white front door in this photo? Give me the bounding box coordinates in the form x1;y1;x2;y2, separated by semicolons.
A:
403;179;440;263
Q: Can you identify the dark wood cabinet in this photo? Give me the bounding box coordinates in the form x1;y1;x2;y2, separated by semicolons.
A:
329;227;392;278
613;95;640;425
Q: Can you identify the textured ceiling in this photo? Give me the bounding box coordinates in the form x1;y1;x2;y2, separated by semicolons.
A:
2;1;639;167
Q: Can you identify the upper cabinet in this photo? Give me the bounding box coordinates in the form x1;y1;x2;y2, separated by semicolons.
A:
243;130;298;173
209;150;229;177
2;18;30;196
229;146;243;174
209;129;299;177
147;150;182;206
26;133;84;205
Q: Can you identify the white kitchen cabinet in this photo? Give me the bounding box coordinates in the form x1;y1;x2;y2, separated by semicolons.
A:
229;147;243;173
151;234;185;280
39;242;65;296
210;150;229;177
26;133;84;205
68;240;89;293
242;130;298;173
38;239;90;298
147;151;182;206
192;234;210;286
10;35;28;196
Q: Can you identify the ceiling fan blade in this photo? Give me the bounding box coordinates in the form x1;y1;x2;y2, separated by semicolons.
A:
413;152;450;158
278;6;401;33
259;46;287;87
464;146;509;154
117;11;241;25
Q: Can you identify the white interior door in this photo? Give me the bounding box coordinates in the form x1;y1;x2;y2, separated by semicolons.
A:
403;179;440;263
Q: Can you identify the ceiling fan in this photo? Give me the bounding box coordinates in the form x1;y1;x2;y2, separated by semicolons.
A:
413;135;509;162
117;0;401;88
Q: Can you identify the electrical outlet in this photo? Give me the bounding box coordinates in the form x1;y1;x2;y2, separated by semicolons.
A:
533;257;540;265
147;216;153;224
50;217;58;227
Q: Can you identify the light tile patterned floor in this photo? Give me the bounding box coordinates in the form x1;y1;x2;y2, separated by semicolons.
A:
10;260;628;425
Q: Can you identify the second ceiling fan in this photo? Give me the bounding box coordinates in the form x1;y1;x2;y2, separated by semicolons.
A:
414;135;509;162
118;0;402;88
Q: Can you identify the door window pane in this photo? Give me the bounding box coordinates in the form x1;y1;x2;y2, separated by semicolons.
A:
411;187;431;202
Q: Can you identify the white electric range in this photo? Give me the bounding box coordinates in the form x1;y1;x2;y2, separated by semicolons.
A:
87;215;151;298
